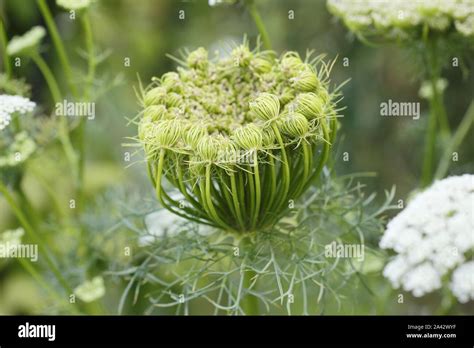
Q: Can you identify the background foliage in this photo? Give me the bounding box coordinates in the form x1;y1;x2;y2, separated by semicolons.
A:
0;0;473;315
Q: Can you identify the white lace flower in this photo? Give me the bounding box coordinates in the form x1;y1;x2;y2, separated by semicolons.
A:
450;261;474;303
74;276;105;303
380;174;474;299
0;94;36;130
6;26;46;56
327;0;474;39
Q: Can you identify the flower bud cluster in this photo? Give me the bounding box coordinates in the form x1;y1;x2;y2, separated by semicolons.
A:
138;44;338;232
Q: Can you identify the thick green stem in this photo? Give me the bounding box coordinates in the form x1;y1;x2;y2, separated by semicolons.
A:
37;0;78;97
0;19;12;78
245;0;272;50
435;99;474;180
242;268;259;315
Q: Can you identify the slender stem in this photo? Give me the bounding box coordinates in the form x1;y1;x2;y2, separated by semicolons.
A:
31;54;62;102
432;79;450;138
271;124;290;211
16;185;41;228
0;18;12;78
81;13;96;98
301;120;330;192
76;12;96;210
154;151;216;226
421;38;448;187
216;172;237;219
230;172;245;230
176;157;207;216
292;141;311;198
426;39;449;138
435;99;474;180
31;53;79;186
205;165;235;231
242;269;259;314
247;169;255;225
251;151;261;229
240;237;259;315
0;182;74;296
18;258;78;312
421;105;437;187
37;0;78;97
30;166;67;220
265;155;276;214
245;0;272;50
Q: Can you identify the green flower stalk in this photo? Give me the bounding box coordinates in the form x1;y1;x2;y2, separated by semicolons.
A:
137;44;339;233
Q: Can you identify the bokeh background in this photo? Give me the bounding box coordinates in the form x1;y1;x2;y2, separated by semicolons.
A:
0;0;473;314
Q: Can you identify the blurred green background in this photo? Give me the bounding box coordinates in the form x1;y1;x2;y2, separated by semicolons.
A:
0;0;473;314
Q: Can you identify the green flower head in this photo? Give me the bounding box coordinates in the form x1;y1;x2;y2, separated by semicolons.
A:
137;43;338;232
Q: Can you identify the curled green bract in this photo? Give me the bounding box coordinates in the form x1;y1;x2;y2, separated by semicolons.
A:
137;43;339;233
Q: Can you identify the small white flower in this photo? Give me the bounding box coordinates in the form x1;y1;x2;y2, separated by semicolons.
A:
419;79;448;100
74;276;105;303
380;174;474;300
208;0;236;7
450;262;474;303
6;26;46;56
0;94;36;130
0;228;25;253
455;15;474;36
56;0;92;11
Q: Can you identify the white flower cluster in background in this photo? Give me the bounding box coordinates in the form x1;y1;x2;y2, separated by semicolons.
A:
380;174;474;300
327;0;474;40
0;94;36;130
139;206;213;246
0;132;37;167
450;261;474;303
